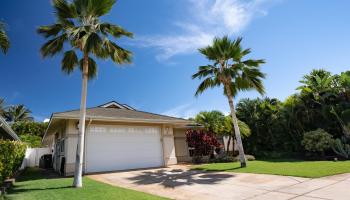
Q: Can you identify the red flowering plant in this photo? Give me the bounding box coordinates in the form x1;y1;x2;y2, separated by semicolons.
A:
185;129;221;158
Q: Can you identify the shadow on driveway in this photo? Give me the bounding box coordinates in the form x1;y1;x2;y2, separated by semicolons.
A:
127;168;234;188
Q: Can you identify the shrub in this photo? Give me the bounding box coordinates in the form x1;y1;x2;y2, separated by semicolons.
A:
19;134;42;148
11;121;48;137
302;129;334;155
186;129;221;163
0;140;26;183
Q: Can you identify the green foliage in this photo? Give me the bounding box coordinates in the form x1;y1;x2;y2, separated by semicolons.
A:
192;36;265;97
0;140;26;183
302;129;334;153
194;110;251;137
11;121;48;137
237;69;350;159
19;135;42;148
0;21;10;54
4;104;34;123
37;0;133;80
332;137;350;159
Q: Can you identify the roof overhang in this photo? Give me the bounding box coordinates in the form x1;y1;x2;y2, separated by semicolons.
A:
0;117;20;141
42;114;196;143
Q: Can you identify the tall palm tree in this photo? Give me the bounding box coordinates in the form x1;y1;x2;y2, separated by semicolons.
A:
38;0;133;187
0;21;10;54
192;36;265;167
4;105;33;123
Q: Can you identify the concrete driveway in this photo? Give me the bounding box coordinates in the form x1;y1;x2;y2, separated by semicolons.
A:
88;165;350;200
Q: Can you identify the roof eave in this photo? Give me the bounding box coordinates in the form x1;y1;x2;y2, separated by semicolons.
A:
0;117;20;141
51;115;192;126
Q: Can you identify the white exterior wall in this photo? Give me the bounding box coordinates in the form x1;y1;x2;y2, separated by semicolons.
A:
50;119;179;176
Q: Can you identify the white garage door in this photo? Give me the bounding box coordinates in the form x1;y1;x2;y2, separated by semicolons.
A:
86;125;163;173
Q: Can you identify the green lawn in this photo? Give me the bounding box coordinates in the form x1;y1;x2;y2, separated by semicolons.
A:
5;168;168;200
193;160;350;178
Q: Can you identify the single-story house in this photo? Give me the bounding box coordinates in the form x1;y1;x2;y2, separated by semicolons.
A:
42;101;197;176
0;116;19;141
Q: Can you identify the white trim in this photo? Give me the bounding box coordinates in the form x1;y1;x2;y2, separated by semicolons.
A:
99;101;125;109
52;115;190;125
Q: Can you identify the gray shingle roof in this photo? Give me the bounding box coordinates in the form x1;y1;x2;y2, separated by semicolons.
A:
52;107;191;124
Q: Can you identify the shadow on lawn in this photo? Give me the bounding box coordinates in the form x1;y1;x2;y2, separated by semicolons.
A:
127;168;234;188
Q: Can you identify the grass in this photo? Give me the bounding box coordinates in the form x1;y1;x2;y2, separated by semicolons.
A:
4;168;168;200
193;159;350;178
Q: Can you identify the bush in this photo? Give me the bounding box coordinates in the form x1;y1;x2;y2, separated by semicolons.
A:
302;129;334;155
20;134;42;148
210;154;255;163
0;140;26;183
11;121;48;137
186;129;221;163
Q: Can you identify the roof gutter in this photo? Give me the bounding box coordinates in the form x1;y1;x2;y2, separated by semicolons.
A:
0;117;20;141
51;115;193;126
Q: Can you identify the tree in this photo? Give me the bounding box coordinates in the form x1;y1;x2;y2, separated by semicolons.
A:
0;21;10;54
194;111;250;153
4;105;33;123
192;36;265;167
38;0;133;187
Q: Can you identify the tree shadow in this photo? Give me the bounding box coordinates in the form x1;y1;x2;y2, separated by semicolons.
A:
16;168;62;182
127;169;234;188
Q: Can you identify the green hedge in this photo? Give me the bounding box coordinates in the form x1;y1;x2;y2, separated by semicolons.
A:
0;140;26;183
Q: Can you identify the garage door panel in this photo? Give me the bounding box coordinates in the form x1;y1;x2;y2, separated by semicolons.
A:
86;125;163;173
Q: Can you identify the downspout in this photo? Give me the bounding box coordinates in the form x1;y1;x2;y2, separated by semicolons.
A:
84;118;93;174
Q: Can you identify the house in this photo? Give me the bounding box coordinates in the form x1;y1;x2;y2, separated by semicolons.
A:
42;101;196;176
0;116;19;141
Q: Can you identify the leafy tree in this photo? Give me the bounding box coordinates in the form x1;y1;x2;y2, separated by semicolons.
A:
0;21;10;54
192;36;265;167
38;0;133;187
19;135;42;148
4;105;33;123
11;121;48;137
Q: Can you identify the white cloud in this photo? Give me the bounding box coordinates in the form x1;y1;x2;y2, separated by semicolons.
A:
161;101;230;119
136;0;278;61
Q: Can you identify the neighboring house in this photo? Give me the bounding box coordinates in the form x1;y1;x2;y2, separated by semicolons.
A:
0;116;19;140
42;101;196;176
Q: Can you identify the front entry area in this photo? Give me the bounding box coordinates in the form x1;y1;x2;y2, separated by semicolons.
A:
85;125;164;173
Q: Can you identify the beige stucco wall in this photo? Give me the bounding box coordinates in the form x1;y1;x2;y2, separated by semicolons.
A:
174;129;191;162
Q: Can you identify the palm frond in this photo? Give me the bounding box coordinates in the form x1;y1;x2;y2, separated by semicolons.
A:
40;34;67;57
99;23;133;38
0;22;10;54
195;77;221;96
62;50;78;74
103;39;132;64
53;0;77;20
37;24;63;38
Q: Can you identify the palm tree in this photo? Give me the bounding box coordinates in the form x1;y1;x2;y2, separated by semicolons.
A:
0;21;10;54
4;105;33;123
192;36;265;167
37;0;133;187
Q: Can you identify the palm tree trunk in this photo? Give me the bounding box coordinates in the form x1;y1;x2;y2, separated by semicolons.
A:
225;84;247;167
73;52;89;188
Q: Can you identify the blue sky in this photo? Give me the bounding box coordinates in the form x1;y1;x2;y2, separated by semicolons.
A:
1;0;350;121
